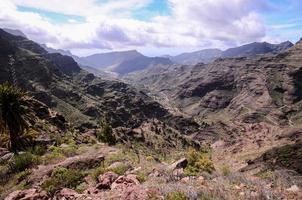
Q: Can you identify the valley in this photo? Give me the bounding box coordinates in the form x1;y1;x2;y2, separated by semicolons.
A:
0;28;301;200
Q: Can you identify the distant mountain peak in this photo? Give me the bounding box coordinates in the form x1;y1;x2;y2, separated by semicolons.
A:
2;28;27;38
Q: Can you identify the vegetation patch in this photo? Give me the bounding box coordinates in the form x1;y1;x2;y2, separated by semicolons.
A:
184;147;215;176
165;191;188;200
42;167;85;195
8;152;40;173
96;120;116;145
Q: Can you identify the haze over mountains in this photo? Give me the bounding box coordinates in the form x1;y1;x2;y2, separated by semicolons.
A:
45;40;293;76
7;29;292;76
168;41;294;65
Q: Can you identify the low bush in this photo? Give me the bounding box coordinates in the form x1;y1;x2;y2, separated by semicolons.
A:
91;166;108;181
166;191;188;200
16;169;31;183
221;164;231;176
136;171;147;183
91;163;130;181
42;167;84;195
49;143;77;157
8;152;40;173
184;148;215;176
31;145;47;156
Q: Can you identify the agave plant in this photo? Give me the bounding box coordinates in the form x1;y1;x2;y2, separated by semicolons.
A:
0;83;35;153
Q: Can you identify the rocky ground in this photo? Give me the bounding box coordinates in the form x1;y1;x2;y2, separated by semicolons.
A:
1;138;301;200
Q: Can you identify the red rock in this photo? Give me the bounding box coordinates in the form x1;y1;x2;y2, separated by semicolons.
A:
96;171;119;189
54;188;90;200
5;188;48;200
111;174;140;191
121;186;147;200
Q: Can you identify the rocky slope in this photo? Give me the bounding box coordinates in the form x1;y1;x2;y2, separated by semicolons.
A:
125;38;302;175
0;29;214;149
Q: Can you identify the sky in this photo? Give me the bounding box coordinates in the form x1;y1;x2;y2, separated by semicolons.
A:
0;0;302;56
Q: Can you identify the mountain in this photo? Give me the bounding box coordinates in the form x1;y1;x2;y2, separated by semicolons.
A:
40;46;173;76
0;28;212;147
79;50;173;75
168;49;222;64
126;38;302;175
2;28;27;38
221;41;294;58
168;41;293;65
41;44;75;58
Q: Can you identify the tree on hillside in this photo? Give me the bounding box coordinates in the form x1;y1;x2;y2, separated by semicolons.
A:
0;83;35;153
96;118;116;145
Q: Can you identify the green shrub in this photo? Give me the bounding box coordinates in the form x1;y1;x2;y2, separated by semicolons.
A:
31;145;47;156
166;191;188;200
136;171;147;183
91;164;130;181
256;170;274;180
91;166;108;181
221;164;231;176
8;152;40;172
49;143;77;157
96;120;116;145
16;169;31;183
199;193;215;200
53;132;76;145
110;164;130;175
42;167;84;195
75;182;88;193
184;148;215;176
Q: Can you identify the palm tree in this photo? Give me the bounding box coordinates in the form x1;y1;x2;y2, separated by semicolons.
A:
0;83;34;153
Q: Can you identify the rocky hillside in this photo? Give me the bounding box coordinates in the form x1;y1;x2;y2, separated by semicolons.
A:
126;39;301;122
125;38;302;175
0;29;215;149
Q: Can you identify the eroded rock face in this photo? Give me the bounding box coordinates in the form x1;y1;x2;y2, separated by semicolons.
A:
5;188;48;200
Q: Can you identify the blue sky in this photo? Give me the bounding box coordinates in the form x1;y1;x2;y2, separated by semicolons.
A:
1;0;302;56
18;6;86;24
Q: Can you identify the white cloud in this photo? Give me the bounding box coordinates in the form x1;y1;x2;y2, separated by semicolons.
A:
0;0;270;56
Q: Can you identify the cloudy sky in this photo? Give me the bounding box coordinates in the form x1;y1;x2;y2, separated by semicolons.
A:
1;0;302;56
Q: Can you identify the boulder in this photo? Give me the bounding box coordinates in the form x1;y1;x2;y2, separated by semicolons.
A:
111;174;140;191
62;155;105;170
0;148;9;157
54;188;90;200
0;153;13;163
96;171;119;189
108;162;132;172
168;158;188;171
121;186;147;200
286;185;300;193
5;188;48;200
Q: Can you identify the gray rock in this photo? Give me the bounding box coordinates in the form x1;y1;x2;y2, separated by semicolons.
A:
168;158;188;171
